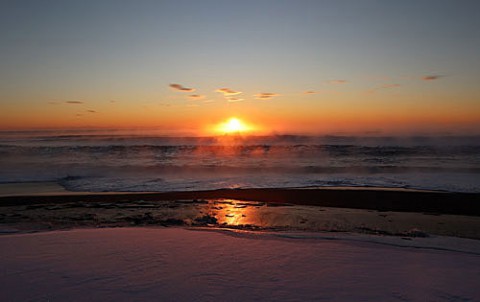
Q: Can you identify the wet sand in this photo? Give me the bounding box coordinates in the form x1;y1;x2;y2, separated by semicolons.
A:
1;182;480;216
1;182;480;239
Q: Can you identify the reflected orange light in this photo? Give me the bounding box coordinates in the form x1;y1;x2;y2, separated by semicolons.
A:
205;199;261;227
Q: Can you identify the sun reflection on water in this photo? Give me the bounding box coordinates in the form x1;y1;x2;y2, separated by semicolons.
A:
203;199;265;227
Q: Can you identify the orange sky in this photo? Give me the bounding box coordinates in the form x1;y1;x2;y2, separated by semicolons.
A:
1;1;480;135
2;90;479;135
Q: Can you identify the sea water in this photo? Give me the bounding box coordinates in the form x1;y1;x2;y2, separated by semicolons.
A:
1;131;479;193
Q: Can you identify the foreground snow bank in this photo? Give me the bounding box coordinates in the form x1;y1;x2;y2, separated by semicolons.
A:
1;227;479;302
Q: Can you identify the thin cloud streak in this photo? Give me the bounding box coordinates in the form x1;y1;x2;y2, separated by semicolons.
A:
215;88;242;96
65;101;84;104
227;97;244;103
422;75;443;81
188;94;205;100
327;80;348;84
255;92;279;100
170;83;195;92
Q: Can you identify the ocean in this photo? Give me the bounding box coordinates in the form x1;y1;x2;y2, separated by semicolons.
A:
1;132;479;193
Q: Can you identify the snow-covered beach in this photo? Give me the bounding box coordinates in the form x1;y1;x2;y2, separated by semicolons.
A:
1;183;480;301
1;227;479;302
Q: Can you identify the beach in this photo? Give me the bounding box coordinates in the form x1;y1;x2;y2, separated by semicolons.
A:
1;182;480;301
1;227;480;302
3;1;480;300
1;182;480;238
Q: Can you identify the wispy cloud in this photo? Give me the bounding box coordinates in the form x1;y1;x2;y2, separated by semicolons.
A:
327;80;348;84
215;88;242;96
188;94;205;100
380;84;401;89
422;75;443;81
304;90;318;95
86;109;97;113
169;83;195;92
227;97;244;103
254;92;280;100
65;101;84;104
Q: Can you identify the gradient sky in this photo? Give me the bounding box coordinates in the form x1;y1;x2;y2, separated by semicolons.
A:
1;0;480;135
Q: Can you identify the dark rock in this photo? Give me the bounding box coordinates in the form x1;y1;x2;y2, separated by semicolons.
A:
194;215;217;225
160;218;184;226
70;213;97;221
126;212;155;225
402;229;429;238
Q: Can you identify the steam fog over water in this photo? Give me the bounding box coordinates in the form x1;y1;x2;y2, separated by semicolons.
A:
1;132;479;193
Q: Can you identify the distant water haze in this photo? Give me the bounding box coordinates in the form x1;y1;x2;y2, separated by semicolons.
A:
1;131;479;193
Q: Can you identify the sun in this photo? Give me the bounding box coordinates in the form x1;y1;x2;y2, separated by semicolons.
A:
216;117;251;134
224;118;244;132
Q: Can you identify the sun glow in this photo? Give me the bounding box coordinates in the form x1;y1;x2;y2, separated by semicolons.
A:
216;117;252;134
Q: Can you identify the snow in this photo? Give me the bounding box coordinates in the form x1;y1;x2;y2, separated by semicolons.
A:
1;227;479;302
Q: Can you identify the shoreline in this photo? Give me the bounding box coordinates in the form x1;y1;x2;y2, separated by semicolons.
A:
1;182;480;216
1;182;480;239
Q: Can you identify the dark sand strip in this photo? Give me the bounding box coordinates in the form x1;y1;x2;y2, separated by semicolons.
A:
1;187;480;216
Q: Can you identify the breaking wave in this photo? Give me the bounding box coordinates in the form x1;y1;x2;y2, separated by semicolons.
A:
1;133;479;192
